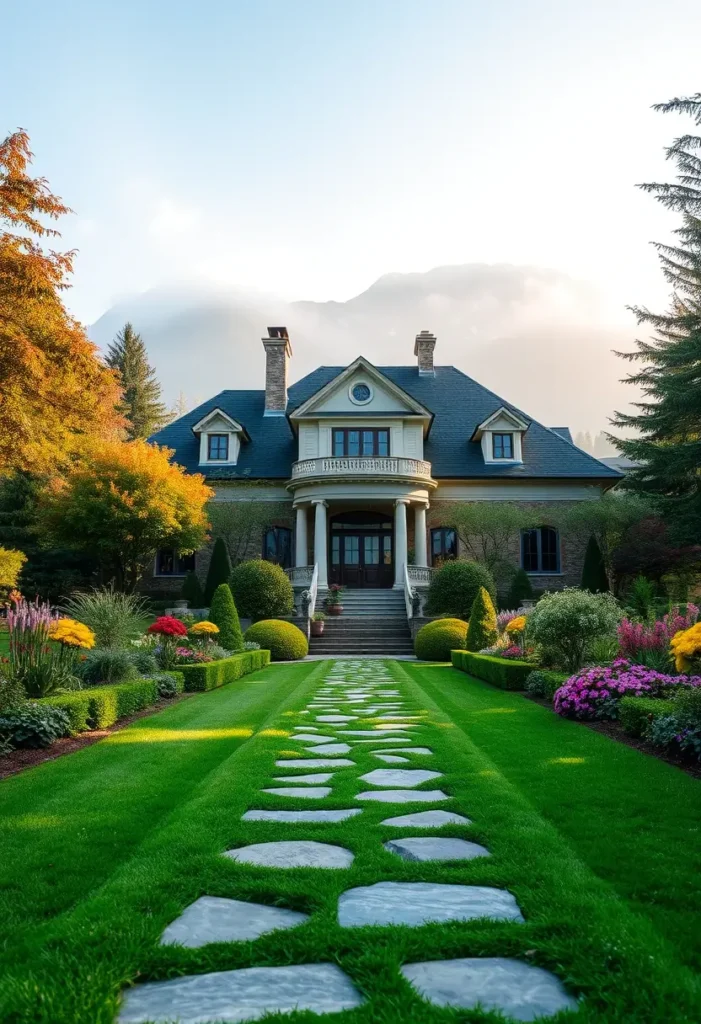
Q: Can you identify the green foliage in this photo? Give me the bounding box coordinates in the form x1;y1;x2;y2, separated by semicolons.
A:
0;674;26;713
78;648;138;686
203;538;232;604
208;583;244;652
505;567;534;609
426;559;496;619
619;696;676;738
82;679;159;727
449;502;539;586
0;702;71;748
62;586;148;648
230;559;294;621
581;535;609;593
466;586;498;651
528;588;621;672
628;575;657;619
452;650;533;689
154;672;185;698
244;620;308;661
561;492;652;591
414;618;468;661
208;493;290;567
42;691;91;733
177;649;271;691
128;649;159;675
525;669;569;701
105;323;169;439
181;571;204;607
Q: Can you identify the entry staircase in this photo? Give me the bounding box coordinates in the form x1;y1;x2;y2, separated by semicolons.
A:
308;589;414;657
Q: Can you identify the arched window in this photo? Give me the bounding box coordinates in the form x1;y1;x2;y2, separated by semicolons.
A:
263;527;292;568
430;527;457;565
521;526;560;574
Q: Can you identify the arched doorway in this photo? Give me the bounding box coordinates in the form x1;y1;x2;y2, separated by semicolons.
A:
329;510;393;588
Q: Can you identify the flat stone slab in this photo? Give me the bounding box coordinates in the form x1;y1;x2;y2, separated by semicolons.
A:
338;882;524;928
373;754;410;764
159;896;309;948
304;743;351;756
382;810;472;827
118;963;365;1023
385;837;490;861
225;841;354;869
388;747;433;756
242;809;361;823
351;738;409;745
340;730;412;738
360;769;442;788
291;734;336;743
273;773;333;784
315;715;357;722
275;759;354;769
355;789;449;803
401;958;577;1021
307;707;342;713
262;787;332;800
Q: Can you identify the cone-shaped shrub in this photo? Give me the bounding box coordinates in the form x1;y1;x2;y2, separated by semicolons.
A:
466;586;498;651
204;538;232;604
581;535;609;593
505;567;533;609
208;583;243;652
181;570;204;607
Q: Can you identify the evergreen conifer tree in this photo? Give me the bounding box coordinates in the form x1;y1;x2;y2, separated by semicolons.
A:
581;535;609;593
204;538;233;604
181;570;204;607
612;94;701;543
466;586;498;652
505;567;534;608
106;323;168;439
209;583;243;652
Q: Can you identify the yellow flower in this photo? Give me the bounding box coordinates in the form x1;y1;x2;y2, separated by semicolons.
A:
189;620;220;636
49;618;95;649
670;623;701;672
506;615;527;634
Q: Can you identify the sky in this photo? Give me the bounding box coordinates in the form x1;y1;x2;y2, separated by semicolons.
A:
3;0;700;327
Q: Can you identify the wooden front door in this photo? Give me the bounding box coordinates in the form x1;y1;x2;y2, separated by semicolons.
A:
329;512;394;588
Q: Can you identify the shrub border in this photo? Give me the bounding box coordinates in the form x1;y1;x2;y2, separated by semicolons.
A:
451;649;533;690
177;649;271;692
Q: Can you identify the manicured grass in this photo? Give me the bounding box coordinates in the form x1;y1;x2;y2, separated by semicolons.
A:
0;658;700;1022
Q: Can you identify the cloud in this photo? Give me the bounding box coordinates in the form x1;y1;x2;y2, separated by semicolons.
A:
147;197;201;238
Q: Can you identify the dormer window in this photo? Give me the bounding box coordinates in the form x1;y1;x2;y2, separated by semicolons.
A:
207;434;229;461
493;433;513;460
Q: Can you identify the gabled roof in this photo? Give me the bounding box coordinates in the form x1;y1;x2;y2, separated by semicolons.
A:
191;408;250;441
470;406;530;441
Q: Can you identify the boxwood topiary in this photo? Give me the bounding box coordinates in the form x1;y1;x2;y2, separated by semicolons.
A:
230;559;294;621
466;586;498;651
244;619;308;661
414;618;468;661
204;538;233;605
425;560;496;619
208;583;244;651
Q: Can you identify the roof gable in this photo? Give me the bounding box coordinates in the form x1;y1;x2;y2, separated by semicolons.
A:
289;357;432;421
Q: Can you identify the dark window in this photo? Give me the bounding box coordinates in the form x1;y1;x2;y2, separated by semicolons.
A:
263;527;292;568
493;433;514;459
351;383;372;402
156;549;196;576
332;428;390;457
208;433;229;460
430;527;457;565
521;526;560;573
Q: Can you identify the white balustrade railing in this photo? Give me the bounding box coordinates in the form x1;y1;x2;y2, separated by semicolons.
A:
403;562;415;621
406;565;435;587
308;563;319;618
287;565;314;588
290;456;433;483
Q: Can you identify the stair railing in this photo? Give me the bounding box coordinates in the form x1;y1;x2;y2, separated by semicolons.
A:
308;563;319;618
403;562;416;621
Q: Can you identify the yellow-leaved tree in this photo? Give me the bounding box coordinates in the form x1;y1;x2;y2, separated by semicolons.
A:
0;129;123;474
0;546;26;600
38;440;213;590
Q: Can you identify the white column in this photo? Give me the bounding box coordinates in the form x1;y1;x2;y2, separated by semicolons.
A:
394;498;409;587
312;499;328;588
295;505;308;568
415;503;428;567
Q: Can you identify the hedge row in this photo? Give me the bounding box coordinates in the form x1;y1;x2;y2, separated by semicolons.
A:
41;674;184;732
619;696;677;738
451;650;533;690
177;649;271;692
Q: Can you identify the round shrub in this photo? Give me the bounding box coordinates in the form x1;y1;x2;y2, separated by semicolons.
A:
426;560;496;619
79;648;138;685
208;584;244;651
528;588;621;672
129;649;159;675
414;618;468;661
244;619;308;661
230;559;294;621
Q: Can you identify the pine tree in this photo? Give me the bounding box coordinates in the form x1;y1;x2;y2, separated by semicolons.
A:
581;535;609;593
466;586;498;652
181;570;204;607
612;94;701;543
506;567;534;608
209;583;244;652
204;538;232;604
106;323;168;439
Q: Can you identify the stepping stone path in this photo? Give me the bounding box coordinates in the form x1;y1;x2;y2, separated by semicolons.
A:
118;659;577;1022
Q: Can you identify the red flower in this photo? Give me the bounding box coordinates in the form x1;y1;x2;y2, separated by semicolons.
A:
147;616;188;638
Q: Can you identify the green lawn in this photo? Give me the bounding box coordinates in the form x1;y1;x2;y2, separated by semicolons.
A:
0;659;699;1022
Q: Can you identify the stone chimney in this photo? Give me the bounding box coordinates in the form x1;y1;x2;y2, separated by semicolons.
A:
262;326;292;416
414;330;436;375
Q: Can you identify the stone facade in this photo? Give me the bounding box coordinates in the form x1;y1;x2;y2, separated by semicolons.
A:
414;330;436;375
263;329;292;414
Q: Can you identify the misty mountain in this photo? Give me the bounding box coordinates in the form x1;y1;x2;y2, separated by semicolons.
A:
89;264;637;434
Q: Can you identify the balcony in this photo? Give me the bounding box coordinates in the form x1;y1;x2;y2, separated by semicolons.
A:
288;456;435;489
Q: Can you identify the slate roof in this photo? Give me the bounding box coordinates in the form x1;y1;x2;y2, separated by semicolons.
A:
150;364;621;482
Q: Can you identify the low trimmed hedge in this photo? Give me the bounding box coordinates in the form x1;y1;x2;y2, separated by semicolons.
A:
41;675;176;731
619;696;677;738
178;649;271;691
525;669;570;702
451;650;533;690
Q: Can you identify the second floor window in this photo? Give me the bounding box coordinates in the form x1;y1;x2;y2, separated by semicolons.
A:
263;526;292;568
332;428;390;458
208;434;229;460
492;433;514;459
431;527;457;565
521;526;560;573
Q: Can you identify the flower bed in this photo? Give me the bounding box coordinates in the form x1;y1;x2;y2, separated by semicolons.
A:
451;650;533;690
177;649;270;692
553;660;701;721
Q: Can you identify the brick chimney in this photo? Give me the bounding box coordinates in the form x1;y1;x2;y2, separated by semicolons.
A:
414;330;436;375
262;327;292;415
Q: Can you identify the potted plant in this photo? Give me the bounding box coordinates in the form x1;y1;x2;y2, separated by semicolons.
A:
325;584;345;615
310;611;326;636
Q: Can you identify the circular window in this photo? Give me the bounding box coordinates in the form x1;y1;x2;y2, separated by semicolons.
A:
350;382;372;404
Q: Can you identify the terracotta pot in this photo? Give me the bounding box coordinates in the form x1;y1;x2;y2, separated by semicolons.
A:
326;604;343;616
310;620;325;636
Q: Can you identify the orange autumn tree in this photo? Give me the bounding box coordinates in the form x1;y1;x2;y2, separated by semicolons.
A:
39;440;213;590
0;129;122;474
